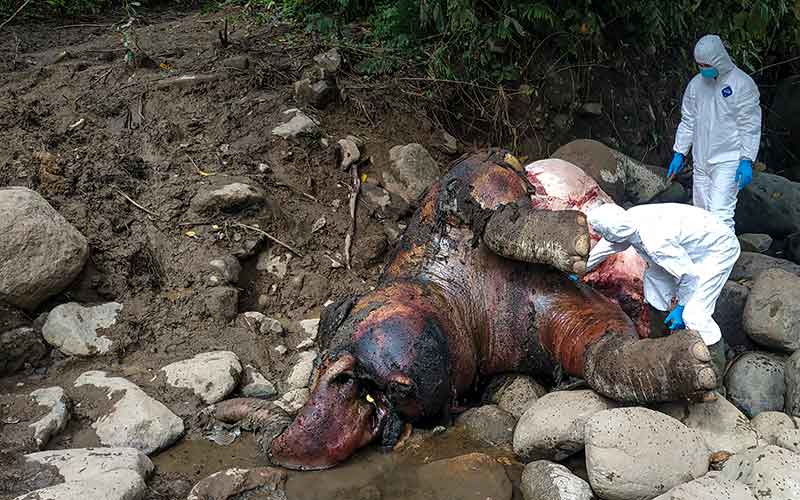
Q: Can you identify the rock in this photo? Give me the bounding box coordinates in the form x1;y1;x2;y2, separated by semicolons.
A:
28;387;70;448
41;302;122;356
657;392;759;454
552;139;625;203
585;407;708;500
786;231;800;265
513;389;616;462
442;131;459;154
0;301;27;332
190;181;266;215
296;338;314;350
272;110;319;139
383;143;439;205
410;453;512;500
161;351;242;404
744;268;800;351
0;387;70;453
274;345;288;356
313;48;342;74
23;447;153;483
483;374;547;419
785;350;800;416
294;78;336;108
337;138;360;170
751;411;798;445
776;428;800;453
286;350;317;390
362;184;392;212
208;256;241;284
222;55;249;70
0;327;47;375
275;388;309;414
204;286;239;321
0;187;89;310
720;445;800;500
455;405;515;446
240;365;276;399
553;114;571;130
735;172;800;237
731;252;800;282
238;312;283;335
520;460;594;500
580;102;603;116
73;370;184;454
651;475;755;500
610;148;685;204
725;351;787;417
299;318;319;340
257;248;291;278
12;469;147;500
187;467;287;500
713;280;756;357
738;233;773;253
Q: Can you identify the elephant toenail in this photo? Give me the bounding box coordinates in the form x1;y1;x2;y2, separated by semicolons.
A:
691;342;711;362
697;367;717;390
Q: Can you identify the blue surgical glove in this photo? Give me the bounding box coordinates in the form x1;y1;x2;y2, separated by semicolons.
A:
736;159;753;191
667;152;685;177
567;274;578;282
664;304;686;331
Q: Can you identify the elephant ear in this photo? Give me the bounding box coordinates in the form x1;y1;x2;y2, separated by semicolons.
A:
318;296;355;350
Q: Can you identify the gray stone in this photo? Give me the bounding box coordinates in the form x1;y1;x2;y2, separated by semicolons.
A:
751;411;797;445
337;138;360;170
483;374;547;419
294;78;336;108
520;460;594;500
383;143;439;205
725;351;787;417
299;318;319;340
580;102;603;116
275;388;309;415
455;405;515;446
785;350;800;416
12;469;147;500
0;187;88;310
713;280;756;356
651;475;755;500
272;110;319;139
42;302;123;356
362;184;392;210
513;390;616;462
553;114;571;130
190;181;266;215
551;139;626;203
286;351;317;390
585;407;708;500
209;255;241;284
161;351;242;404
240;365;276;399
256;248;291;278
787;231;800;265
187;467;287;500
776;428;800;453
657;392;759;454
442;131;459;154
222;56;249;70
28;387;70;449
720;445;800;500
73;371;184;454
731;252;800;283
744;268;800;351
0;327;47;375
204;286;239;321
735;172;800;237
23;447;153;482
313;48;342;74
739;233;773;253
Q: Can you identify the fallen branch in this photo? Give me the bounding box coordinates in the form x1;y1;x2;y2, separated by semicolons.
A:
116;189;160;218
344;163;361;269
234;222;304;258
0;0;32;30
56;23;113;29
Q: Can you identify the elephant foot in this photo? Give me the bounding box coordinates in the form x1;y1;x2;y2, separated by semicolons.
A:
484;203;590;274
584;329;717;404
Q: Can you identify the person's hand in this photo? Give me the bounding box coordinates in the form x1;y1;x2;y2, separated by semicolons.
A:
667;152;685;178
664;304;686;330
736;159;753;191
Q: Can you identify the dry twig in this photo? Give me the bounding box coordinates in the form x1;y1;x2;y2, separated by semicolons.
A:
116;189;160;218
0;0;32;31
234;222;303;257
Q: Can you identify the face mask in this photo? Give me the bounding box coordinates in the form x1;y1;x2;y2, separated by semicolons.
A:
700;66;719;79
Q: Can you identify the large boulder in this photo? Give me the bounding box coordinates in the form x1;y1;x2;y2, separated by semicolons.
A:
455;405;516;446
513;389;616;462
785;350;800;417
552;139;625;203
651;475;755;500
730;252;800;283
585;407;709;500
520;460;594;500
42;302;123;356
775;428;800;453
160;351;242;404
0;327;47;375
743;268;800;351
383;144;440;205
713;281;756;357
751;411;798;445
735;172;800;237
483;374;547;419
725;351;787;418
0;187;88;310
12;469;147;500
719;445;800;500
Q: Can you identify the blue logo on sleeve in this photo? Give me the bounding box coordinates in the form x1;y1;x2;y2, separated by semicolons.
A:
721;86;733;98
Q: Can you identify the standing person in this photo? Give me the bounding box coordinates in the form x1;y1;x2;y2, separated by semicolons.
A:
666;34;762;231
584;203;741;382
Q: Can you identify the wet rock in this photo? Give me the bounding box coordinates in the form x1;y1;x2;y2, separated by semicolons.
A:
0;387;70;453
294;78;336;108
275;388;309;414
725;351;787;418
738;233;773;253
713;281;756;357
409;453;512;500
483;374;547;419
513;389;616;462
552;139;624;203
286;350;317;390
383;143;439;205
651;475;755;500
272;110;319;139
41;302;123;356
23;447;153;483
190;181;266;215
204;286;239;321
735;172;800;237
0;327;47;375
579;102;603;116
208;255;241;284
585;407;708;500
751;411;797;445
187;467;287;500
28;387;70;448
313;48;342;74
455;405;515;446
731;252;800;282
744;268;800;351
657;392;759;454
73;370;184;454
776;429;800;453
520;460;594;500
161;351;242;404
240;365;276;399
13;468;147;500
784;350;800;416
0;186;88;310
720;445;800;500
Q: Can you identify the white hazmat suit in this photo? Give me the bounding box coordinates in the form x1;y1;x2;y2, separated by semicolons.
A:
586;203;740;345
673;35;762;230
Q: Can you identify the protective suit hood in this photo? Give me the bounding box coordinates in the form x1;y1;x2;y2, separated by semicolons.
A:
586;204;638;244
694;35;735;75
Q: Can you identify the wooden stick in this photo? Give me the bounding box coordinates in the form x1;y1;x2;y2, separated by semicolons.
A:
56;23;112;29
344;163;361;269
0;0;32;30
116;189;160;218
234;222;303;257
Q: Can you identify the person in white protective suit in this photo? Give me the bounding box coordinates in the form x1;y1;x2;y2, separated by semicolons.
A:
666;34;762;231
584;203;740;381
